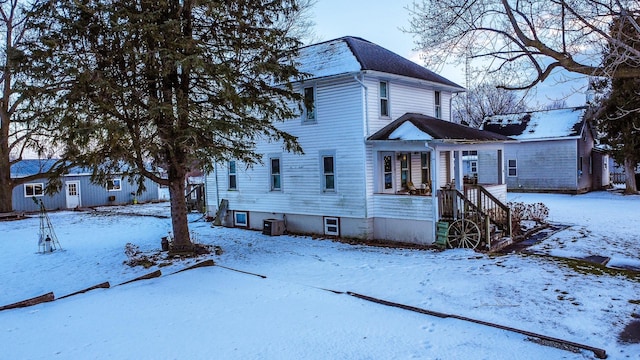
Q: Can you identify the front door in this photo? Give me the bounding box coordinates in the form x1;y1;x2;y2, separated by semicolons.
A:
65;181;81;209
381;152;395;194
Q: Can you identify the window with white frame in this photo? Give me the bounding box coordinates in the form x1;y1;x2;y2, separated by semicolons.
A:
379;81;389;117
234;211;248;227
508;159;517;177
470;161;478;173
24;183;44;197
270;157;281;191
383;154;393;191
107;178;122;191
303;86;316;121
324;217;340;236
399;153;410;188
228;160;237;190
421;153;431;184
321;154;335;192
434;91;442;119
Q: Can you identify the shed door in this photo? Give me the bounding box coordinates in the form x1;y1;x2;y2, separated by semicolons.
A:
65;181;81;209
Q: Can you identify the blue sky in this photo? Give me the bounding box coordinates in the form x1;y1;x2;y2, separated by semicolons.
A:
311;0;587;108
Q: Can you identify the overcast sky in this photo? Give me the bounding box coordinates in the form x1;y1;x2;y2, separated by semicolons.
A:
311;0;588;109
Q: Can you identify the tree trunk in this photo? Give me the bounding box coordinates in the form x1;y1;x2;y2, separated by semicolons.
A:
623;157;638;194
168;173;192;252
0;159;12;213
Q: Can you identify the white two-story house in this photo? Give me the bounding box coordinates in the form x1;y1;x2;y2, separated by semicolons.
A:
205;36;512;249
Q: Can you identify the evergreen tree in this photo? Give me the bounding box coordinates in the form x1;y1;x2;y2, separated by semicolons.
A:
595;16;640;194
30;0;307;250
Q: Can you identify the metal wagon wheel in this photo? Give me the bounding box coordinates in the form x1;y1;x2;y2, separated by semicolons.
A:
446;219;481;249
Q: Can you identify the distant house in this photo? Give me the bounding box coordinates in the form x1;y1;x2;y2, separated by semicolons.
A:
482;107;610;193
205;37;513;248
11;159;162;212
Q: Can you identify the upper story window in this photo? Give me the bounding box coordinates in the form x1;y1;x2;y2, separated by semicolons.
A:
379;81;389;117
228;160;237;190
303;86;316;122
107;178;122;191
270;157;281;191
434;91;442;119
322;154;335;192
24;183;44;197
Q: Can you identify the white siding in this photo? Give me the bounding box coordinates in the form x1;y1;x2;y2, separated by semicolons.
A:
210;76;368;219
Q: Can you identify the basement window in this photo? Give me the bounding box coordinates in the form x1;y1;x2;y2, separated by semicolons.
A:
324;217;340;236
234;211;248;228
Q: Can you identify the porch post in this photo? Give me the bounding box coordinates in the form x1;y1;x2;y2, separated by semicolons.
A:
497;149;504;185
454;150;463;190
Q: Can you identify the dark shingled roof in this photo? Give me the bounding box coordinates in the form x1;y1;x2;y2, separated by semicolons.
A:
298;36;464;90
368;113;511;142
342;37;464;89
482;107;587;140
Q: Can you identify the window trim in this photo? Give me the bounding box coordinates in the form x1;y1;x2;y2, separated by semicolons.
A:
399;153;410;188
270;156;282;191
234;211;248;228
420;152;431;185
470;160;478;174
320;151;336;192
434;91;442;119
507;159;517;177
107;178;122;192
379;81;389;117
24;183;45;197
228;160;237;190
323;216;340;236
303;85;316;122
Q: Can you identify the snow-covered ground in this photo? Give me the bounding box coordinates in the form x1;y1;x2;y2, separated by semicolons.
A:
1;190;639;359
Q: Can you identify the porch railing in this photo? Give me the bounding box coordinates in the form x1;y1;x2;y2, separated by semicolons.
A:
464;185;512;239
438;185;512;248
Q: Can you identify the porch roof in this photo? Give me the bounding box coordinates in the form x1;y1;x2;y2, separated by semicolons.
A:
367;113;511;143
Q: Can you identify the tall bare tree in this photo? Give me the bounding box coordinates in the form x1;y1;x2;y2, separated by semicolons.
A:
453;82;529;127
0;0;71;213
407;1;640;90
30;0;309;251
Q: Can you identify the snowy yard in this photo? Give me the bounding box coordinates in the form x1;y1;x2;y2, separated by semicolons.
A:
1;191;639;359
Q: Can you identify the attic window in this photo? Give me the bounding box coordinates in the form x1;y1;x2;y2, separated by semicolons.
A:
434;91;441;119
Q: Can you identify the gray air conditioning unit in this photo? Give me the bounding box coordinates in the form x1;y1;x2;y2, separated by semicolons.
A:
263;219;285;236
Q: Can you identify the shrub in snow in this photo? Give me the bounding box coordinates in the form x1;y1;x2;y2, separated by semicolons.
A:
124;243;157;268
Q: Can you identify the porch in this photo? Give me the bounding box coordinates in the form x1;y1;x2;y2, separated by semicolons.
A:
366;113;512;247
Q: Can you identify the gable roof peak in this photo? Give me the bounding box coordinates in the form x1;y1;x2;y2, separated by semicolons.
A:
298;36;464;89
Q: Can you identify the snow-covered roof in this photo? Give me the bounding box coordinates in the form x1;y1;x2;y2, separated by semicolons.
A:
481;107;587;141
297;37;464;90
10;159;88;178
368;113;510;143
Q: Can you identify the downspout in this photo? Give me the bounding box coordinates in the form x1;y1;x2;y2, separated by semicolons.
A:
213;162;220;217
426;142;438;244
354;73;371;227
353;74;369;136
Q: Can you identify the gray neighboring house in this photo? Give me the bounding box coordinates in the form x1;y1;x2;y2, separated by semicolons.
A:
11;159;162;212
482;107;610;194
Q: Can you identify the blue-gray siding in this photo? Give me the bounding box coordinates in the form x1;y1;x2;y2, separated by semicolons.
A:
12;175;160;212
